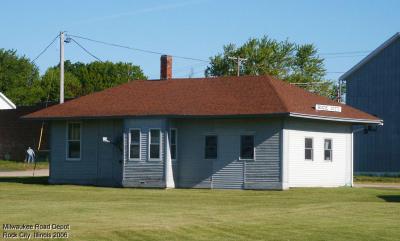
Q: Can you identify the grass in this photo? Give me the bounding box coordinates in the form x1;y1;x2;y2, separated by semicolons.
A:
0;160;48;171
354;175;400;183
0;177;399;241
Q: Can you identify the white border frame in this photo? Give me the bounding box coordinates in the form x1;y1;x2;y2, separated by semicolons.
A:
304;137;314;161
239;134;255;161
148;128;162;161
323;138;333;162
128;128;141;161
170;128;178;161
66;121;82;161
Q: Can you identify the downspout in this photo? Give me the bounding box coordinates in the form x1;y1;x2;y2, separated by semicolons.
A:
350;130;354;187
165;125;175;188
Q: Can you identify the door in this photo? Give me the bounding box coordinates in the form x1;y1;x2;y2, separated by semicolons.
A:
212;135;244;189
97;120;123;186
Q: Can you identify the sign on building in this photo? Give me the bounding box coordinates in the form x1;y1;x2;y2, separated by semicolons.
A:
315;104;342;112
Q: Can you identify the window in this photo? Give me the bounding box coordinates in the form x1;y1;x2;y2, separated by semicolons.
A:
305;138;313;161
149;129;161;159
67;122;81;160
205;135;218;159
324;139;332;161
240;135;254;160
129;129;140;159
170;129;177;160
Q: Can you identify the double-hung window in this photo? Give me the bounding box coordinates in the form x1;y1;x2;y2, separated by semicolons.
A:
129;129;141;160
149;129;161;159
240;135;255;160
170;129;177;160
324;139;332;161
67;122;81;160
305;138;313;161
205;135;218;159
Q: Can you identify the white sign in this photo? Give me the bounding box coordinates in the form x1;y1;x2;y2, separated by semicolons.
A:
315;104;342;112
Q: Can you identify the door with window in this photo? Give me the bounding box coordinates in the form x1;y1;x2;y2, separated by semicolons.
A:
210;134;246;189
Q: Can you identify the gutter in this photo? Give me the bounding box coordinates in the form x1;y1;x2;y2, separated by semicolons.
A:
22;112;383;125
289;112;383;125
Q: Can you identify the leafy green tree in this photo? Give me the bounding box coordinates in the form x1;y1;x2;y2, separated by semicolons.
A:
41;60;147;101
41;68;82;101
206;36;336;98
0;49;43;105
0;48;147;105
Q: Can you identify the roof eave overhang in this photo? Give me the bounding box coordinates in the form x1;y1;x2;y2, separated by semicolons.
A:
21;113;290;121
339;32;400;81
289;112;383;125
23;112;383;125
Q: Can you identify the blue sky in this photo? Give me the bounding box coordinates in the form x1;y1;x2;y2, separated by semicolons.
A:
1;0;399;80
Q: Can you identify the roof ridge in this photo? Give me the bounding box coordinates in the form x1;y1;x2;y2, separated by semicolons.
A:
265;77;291;113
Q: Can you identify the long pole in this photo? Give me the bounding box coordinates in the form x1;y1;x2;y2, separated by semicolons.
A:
228;56;247;76
236;56;240;76
60;31;64;104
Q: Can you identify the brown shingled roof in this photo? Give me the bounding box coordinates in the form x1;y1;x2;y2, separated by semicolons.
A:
24;75;382;124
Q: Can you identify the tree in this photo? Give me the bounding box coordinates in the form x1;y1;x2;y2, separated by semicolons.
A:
205;36;336;98
0;49;43;105
40;60;147;102
41;68;82;101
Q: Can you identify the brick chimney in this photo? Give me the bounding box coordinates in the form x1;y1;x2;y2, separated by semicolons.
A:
160;55;172;79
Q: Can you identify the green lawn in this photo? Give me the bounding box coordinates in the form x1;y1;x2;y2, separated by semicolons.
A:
0;177;399;241
0;160;48;171
354;175;400;183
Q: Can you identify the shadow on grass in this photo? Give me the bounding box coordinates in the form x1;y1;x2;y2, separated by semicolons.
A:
0;176;49;185
378;195;400;202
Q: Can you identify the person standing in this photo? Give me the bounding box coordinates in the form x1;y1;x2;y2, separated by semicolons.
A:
26;147;35;164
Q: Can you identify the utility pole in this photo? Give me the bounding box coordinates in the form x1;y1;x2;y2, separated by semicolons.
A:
338;79;342;103
60;31;65;104
228;56;247;76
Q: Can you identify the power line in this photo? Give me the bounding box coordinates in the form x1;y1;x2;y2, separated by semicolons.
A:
320;50;371;56
31;34;59;63
323;54;367;59
70;38;102;62
67;34;209;63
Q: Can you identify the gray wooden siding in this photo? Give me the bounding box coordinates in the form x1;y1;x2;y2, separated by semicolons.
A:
173;118;282;189
49;120;123;186
122;118;167;188
346;37;400;173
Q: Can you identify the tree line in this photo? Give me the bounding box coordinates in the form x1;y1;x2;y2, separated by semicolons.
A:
0;49;146;106
0;36;336;106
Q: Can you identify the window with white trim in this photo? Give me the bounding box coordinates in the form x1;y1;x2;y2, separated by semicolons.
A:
305;137;313;161
170;129;177;160
205;135;218;159
67;122;81;160
129;129;140;159
324;139;332;161
149;129;161;159
240;135;254;160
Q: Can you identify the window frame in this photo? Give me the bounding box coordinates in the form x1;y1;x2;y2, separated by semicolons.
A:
128;128;141;161
324;138;333;162
148;128;162;161
204;135;218;160
66;121;82;161
170;128;177;160
239;135;255;160
304;137;314;161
